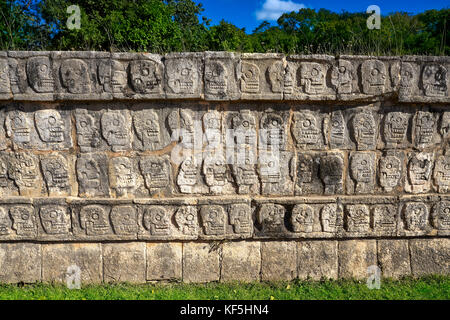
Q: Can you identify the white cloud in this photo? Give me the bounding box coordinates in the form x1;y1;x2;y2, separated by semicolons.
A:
256;0;305;21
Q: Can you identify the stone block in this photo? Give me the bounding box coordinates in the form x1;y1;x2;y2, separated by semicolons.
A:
409;239;450;276
0;243;41;283
146;242;182;281
377;239;411;279
103;242;146;283
338;240;377;279
183;242;220;283
297;240;338;280
261;241;297;281
221;241;261;282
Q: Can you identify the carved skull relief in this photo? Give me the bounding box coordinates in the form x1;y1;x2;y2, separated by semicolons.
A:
407;153;432;192
39;205;70;235
203;110;221;148
361;60;386;95
399;62;417;95
111;60;127;92
177;156;199;193
10;206;36;237
433;155;450;193
174;206;198;236
60;59;91;94
232;110;257;147
379;155;402;192
422;64;447;97
383;112;408;145
319;154;344;195
0;207;11;236
203;154;228;194
8;153;39;190
26;56;54;93
139;156;170;193
200;205;226;235
414;111;436;148
110;206;138;235
300;62;325;94
267;61;284;93
75;111;101;149
403;202;428;231
101;111;129;150
231;157;258;194
76;157;102;193
167;58;197;94
350;153;375;193
345;205;370;233
229;204;252;234
129;60;162;94
35;110;65;143
291;111;320;146
260;113;285;149
241;62;260;93
351;112;376;150
143;206;170;236
79;205;111;236
321;203;341;233
291;204;314;233
331;60;353;94
133;110;161;149
41;155;69;193
205;61;227;95
372;205;397;233
431;201;450;230
330;110;346;147
110;157;136;197
0;59;9;93
6;110;32;144
257;203;286;233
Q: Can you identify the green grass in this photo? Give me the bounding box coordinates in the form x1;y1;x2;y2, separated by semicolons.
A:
0;276;448;300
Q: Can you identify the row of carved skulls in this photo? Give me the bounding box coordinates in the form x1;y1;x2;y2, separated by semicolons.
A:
0;56;447;97
0;199;448;239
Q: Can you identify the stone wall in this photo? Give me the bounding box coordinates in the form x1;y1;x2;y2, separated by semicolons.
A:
0;51;448;283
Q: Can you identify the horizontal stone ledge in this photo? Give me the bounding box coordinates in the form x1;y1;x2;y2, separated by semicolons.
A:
0;52;448;103
0;195;448;241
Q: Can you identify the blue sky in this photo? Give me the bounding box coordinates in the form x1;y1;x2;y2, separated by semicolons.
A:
198;0;449;33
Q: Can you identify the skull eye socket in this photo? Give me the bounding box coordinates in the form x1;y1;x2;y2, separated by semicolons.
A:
80;120;88;128
332;120;340;127
371;68;380;76
303;119;311;127
141;68;150;76
268;161;274;168
181;68;190;76
361;160;367;166
39;64;48;73
444;208;450;214
21;213;29;220
186;213;194;222
13;116;23;126
445;164;450;170
386;163;393;169
49;211;57;219
91;212;99;220
311;68;319;76
113;119;120;126
339;66;346;73
245;158;250;165
242;120;249;127
48;116;56;125
363;121;371;128
272;120;278;126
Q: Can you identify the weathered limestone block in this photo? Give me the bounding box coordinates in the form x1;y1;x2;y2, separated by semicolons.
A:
0;243;41;283
221;241;261;282
165;52;203;99
147;242;182;281
240;53;284;100
183;242;220;283
0;52;11;100
338;240;377;279
111;52;164;99
297;240;338;280
42;243;102;284
52;51;112;100
377;240;411;279
204;51;240;100
8;51;54;101
261;241;297;281
409;239;450;276
103;242;146;283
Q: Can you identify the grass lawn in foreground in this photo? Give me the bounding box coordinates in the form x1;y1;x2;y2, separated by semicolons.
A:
0;276;448;300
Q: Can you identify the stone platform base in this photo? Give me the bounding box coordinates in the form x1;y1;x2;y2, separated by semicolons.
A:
0;239;448;284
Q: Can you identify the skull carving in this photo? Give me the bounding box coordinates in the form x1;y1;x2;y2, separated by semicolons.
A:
292;111;320;146
0;207;11;235
8;153;39;190
414;111;436;148
174;206;198;236
35;110;65;143
241;62;260;93
26;56;54;93
10;206;36;237
297;154;313;184
350;153;375;193
5;110;32;144
139;156;170;193
167;58;196;94
200;205;226;235
0;59;9;93
372;205;397;233
229;204;252;234
39;205;70;235
267;61;284;93
260;113;285;149
79;205;111;236
259;153;281;184
331;60;353;94
283;64;294;94
399;62;417;95
110;206;138;235
291;204;314;233
408;153;432;190
383;112;408;145
110;157;136;197
75;111;101;150
76;157;102;193
300;62;325;94
422;64;447;97
0;158;7;188
177;156;199;194
345;205;370;233
129;60;162;94
203;110;221;148
60;59;91;94
203;154;228;194
111;60;127;92
101;111;129;150
440;112;450;140
403;202;428;231
321;204;341;233
205;61;227;95
431;201;450;230
41;155;69;193
97;60;111;92
330;110;346;147
433;155;450;193
361;60;386;95
143;206;170;236
379;155;402;192
351;112;376;150
167;109;195;148
319;154;344;195
257;203;286;233
231;157;258;194
232;110;256;147
133;110;161;149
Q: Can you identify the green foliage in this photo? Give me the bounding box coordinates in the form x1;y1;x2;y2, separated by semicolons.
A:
0;1;448;55
0;276;448;300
